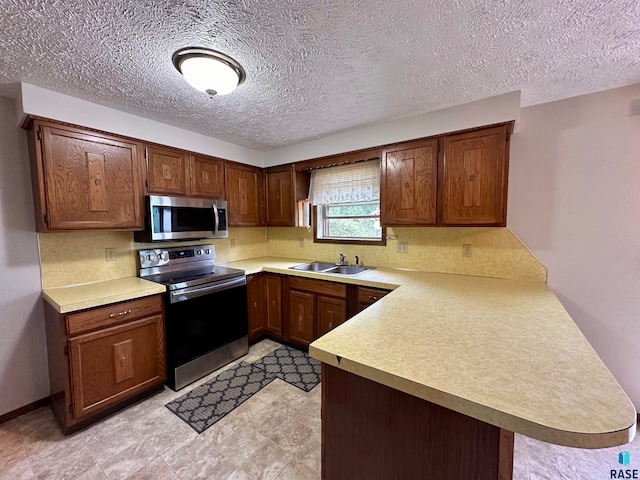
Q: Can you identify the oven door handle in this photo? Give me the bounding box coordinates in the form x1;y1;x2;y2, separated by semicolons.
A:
169;276;246;303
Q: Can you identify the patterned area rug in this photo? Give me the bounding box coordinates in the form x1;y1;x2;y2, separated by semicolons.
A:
252;344;321;392
165;361;276;433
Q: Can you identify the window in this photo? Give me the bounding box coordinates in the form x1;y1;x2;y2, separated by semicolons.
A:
309;160;385;244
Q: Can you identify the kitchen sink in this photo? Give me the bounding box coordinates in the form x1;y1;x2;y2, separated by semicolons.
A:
289;261;373;276
289;261;337;272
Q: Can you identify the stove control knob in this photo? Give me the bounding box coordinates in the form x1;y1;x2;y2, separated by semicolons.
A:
205;248;211;255
146;254;154;261
196;249;203;255
157;253;165;260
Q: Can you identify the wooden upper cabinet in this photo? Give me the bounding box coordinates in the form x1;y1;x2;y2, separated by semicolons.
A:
381;139;439;226
441;125;508;226
225;162;266;226
30;121;144;231
146;145;190;196
267;168;295;226
190;155;225;199
266;165;311;227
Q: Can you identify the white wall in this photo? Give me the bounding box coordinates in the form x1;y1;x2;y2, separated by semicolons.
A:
19;83;264;167
508;84;640;408
0;95;50;415
263;90;521;166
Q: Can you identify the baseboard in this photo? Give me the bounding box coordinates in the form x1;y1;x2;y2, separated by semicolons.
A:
0;396;51;425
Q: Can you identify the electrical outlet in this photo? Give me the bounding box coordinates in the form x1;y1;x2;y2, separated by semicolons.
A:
299;238;304;248
230;238;237;249
462;244;472;257
105;248;117;262
397;242;409;254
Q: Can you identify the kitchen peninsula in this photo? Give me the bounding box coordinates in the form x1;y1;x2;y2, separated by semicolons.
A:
223;257;637;480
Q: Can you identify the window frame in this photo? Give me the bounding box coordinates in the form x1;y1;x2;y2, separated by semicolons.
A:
313;204;387;246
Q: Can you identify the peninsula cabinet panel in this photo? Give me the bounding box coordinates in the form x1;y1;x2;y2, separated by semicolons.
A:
442;125;508;225
225;163;266;226
288;290;315;347
146;145;190;196
381;139;438;226
190;154;225;199
29;121;144;231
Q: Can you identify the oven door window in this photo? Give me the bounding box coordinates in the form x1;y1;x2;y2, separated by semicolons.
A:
164;284;248;367
152;206;214;233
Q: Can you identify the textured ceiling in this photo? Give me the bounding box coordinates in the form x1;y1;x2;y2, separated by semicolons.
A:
1;1;639;151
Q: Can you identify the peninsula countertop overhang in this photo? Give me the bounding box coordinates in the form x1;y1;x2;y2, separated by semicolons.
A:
222;256;637;450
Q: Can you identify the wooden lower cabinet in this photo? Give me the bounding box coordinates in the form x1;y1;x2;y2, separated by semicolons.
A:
247;274;265;340
247;273;283;342
288;290;315;347
316;296;347;338
44;294;166;433
264;274;283;337
286;276;347;348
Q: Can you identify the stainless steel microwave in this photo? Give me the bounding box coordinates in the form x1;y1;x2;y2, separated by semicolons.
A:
134;195;228;242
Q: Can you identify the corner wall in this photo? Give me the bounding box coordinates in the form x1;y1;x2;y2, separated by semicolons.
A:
508;84;640;408
0;96;49;415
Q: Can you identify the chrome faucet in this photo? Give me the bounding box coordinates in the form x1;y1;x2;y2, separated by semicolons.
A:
355;255;361;267
337;253;348;265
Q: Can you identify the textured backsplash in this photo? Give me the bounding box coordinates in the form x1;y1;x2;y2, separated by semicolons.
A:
266;226;547;283
38;225;546;288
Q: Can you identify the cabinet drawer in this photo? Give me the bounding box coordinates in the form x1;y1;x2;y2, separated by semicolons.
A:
288;276;346;298
66;295;163;336
358;287;389;304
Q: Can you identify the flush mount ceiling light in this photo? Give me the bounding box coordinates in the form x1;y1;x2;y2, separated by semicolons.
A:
172;47;246;97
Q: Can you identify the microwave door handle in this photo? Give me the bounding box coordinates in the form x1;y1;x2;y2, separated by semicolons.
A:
212;204;219;235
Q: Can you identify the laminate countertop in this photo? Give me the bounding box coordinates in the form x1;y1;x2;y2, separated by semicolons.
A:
42;277;167;314
223;256;637;449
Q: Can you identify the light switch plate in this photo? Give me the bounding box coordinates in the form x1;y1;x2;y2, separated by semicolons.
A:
397;242;408;254
105;248;117;261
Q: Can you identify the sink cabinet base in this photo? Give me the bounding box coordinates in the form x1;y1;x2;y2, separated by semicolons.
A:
321;364;513;480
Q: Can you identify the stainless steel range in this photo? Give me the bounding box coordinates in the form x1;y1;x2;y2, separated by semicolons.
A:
138;244;248;391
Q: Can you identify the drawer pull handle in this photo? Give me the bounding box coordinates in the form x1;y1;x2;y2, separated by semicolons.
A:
110;309;132;318
368;296;379;301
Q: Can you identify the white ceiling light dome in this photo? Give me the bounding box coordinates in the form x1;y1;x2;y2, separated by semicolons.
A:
172;47;246;97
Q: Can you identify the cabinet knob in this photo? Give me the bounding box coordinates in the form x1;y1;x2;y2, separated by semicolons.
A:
329;322;333;329
253;301;257;308
120;356;127;367
369;296;379;301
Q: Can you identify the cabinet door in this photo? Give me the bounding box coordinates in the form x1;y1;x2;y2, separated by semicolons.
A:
225;163;265;226
146;145;190;196
247;274;265;340
442;126;508;225
316;296;347;338
264;274;282;337
68;315;166;421
381;139;438;225
266;169;295;226
39;124;143;230
289;290;315;347
191;155;225;199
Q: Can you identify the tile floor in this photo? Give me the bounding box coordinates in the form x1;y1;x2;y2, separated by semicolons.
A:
0;338;637;479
